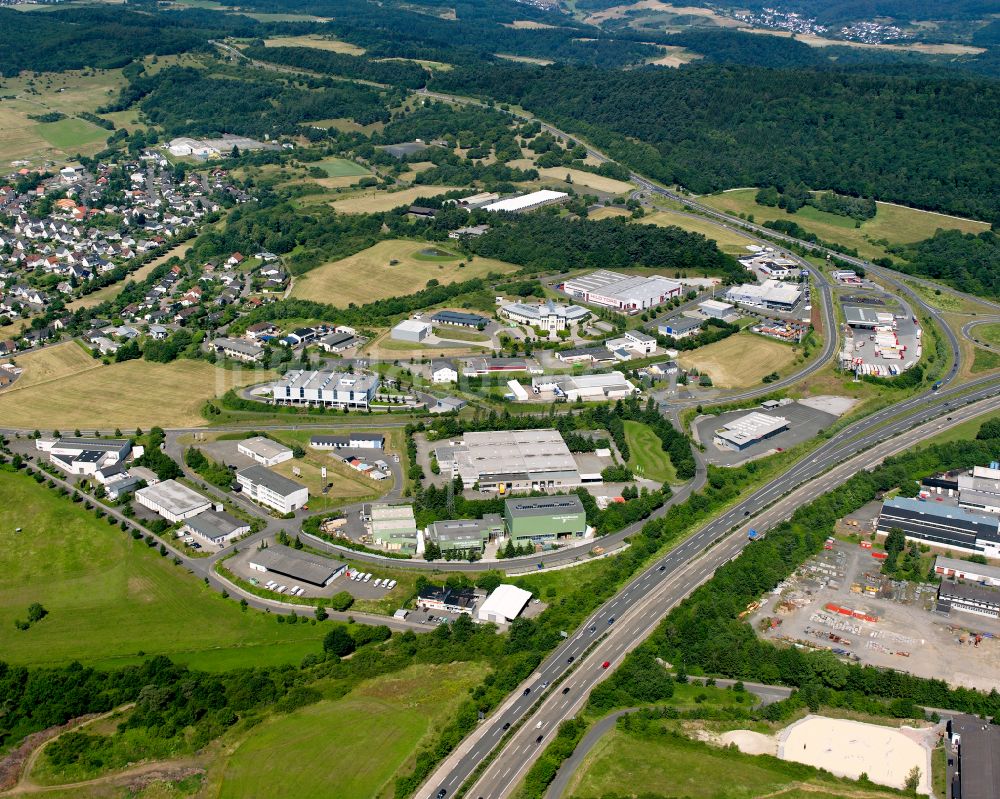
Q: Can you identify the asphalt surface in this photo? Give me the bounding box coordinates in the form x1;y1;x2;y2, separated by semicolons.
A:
422;389;998;799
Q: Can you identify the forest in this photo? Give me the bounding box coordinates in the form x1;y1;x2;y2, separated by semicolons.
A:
891;229;1000;299
435;63;1000;222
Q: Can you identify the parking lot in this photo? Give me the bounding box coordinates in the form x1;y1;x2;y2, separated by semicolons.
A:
839;292;922;377
749;539;1000;692
694;400;840;466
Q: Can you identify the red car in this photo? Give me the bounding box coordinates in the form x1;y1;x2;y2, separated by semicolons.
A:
601;661;611;669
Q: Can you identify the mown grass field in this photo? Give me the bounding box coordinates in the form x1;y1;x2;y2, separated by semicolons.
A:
291;239;517;306
700;188;989;262
976;323;1000;348
0;470;325;670
35;116;107;149
216;663;487;799
329;185;462;213
261;34;365;54
316;156;371;177
564;726;902;799
644;208;755;254
535;167;633;195
588;206;631;221
0;355;271;429
677;334;798;388
0;340;99;391
624;420;677;483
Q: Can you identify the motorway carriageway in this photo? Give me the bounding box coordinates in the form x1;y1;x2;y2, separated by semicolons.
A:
421;377;999;799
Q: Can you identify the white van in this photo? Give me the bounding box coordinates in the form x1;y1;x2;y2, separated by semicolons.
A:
363;573;372;582
372;578;382;588
276;585;286;593
387;580;397;590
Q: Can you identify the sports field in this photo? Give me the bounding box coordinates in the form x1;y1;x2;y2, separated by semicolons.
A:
262;34;365;54
677;334;798;388
644;209;755;253
700;188;989;261
0;470;325;670
291;239;517;306
218;662;487;799
624;420;677;483
315;157;371;177
564;726;902;799
0;353;271;429
329;185;462;214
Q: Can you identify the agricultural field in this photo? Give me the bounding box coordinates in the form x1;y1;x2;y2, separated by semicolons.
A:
0;69;125;164
215;662;487;799
535;167;633;195
700;189;990;262
589;207;631;221
308;156;373;188
677;334;798;388
643;208;755;254
0;355;272;429
290;239;518;306
260;34;365;55
624;420;677;484
0;340;100;392
329;185;462;214
0;470;325;670
564;725;902;799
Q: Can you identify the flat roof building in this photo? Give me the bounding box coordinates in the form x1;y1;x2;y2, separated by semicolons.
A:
416;585;478;614
425;515;503;555
431;310;488;329
562;269;682;313
938;580;1000;619
958;465;1000;515
478;584;533;624
453;430;580;493
212;337;264;362
238;436;293;467
713;412;789;451
236;465;308;514
504;494;587;545
500;300;590;332
699;299;735;318
136;479;212;522
249;544;347;587
370;503;418;552
658;316;702;339
948;715;1000;799
726;280;801;311
843;306;882;329
270;369;379;409
310;433;384;450
877;496;1000;557
391;319;432;342
531;372;638;403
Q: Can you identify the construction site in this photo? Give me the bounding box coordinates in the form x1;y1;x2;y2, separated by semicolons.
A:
747;537;1000;692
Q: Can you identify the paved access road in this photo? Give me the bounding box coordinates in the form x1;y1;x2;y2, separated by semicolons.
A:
419;381;999;799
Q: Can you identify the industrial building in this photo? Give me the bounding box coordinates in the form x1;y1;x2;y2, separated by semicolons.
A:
500;300;590;332
136;480;211;522
310;433;384;450
876;496;1000;557
725;280;802;311
958;465;1000;515
504;495;588;545
948;715;1000;799
370;503;418;552
530;372;638;402
425;515;503;555
270;370;379;410
461;356;541;377
236;465;308;514
391;319;432;342
699;299;735;319
562;269;682;313
211;337;264;363
450;429;581;493
713;412;790;451
934;556;1000;588
431;310;488;329
482;189;568;213
416;585;478;614
182;510;250;546
658;316;703;339
249;544;347;587
937;580;1000;619
478;584;533;624
843;306;895;330
237;436;293;467
37;436;132;476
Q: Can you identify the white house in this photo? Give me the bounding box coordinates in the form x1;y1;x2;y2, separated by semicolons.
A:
431;360;459;384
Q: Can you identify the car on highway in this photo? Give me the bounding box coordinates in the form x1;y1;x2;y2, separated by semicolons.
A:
536;735;544;744
658;565;666;572
602;661;611;669
562;686;570;694
607;616;615;624
502;722;511;730
567;655;575;663
436;790;447;798
523;688;531;696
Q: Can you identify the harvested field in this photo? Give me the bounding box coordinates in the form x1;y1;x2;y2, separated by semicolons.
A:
0;341;99;392
536;167;633;194
329;185;462;214
644;209;754;252
677;334;798;388
261;34;365;54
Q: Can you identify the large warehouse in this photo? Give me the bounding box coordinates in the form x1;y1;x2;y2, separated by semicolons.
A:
713;412;789;451
561;269;682;313
391;319;432;342
876;496;1000;557
249;544;347;587
725;280;801;311
478;584;533;624
450;429;581;493
136;479;211;522
270;370;380;410
504;495;588;545
425;516;504;555
482;189;568;213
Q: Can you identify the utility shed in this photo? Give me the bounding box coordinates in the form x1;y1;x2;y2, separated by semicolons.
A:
477;584;532;624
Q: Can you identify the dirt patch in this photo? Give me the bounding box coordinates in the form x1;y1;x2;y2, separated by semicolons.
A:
696;728;777;756
0;714;100;791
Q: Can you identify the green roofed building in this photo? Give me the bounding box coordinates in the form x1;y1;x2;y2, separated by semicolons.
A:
504;495;587;546
426;514;503;555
